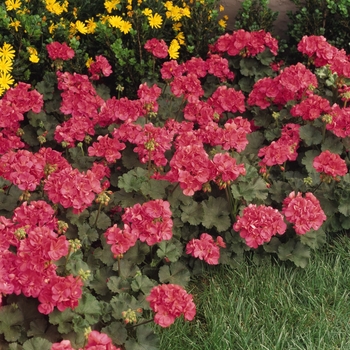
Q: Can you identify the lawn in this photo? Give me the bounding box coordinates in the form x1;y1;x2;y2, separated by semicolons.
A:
158;236;350;350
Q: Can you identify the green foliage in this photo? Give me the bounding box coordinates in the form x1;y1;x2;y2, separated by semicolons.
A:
234;0;279;33
287;0;350;54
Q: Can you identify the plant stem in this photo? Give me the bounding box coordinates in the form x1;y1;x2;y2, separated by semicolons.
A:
93;202;103;227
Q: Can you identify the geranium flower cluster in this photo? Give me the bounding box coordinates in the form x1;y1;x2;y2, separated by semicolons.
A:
0;147;70;192
325;104;350;138
297;35;350;78
0;201;83;314
44;164;105;214
146;284;196;327
51;330;121;350
0;82;43;154
212;29;278;57
313;150;348;180
144;38;168;59
258;123;300;169
88;55;113;80
248;63;318;109
282;192;326;234
290;93;331;121
233;204;287;248
105;200;173;256
46;42;75;61
186;233;226;265
54;71;105;147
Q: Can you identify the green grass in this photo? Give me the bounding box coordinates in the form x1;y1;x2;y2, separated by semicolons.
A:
157;236;350;350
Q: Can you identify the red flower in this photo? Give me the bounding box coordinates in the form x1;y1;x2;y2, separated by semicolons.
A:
104;224;138;256
290;94;331;121
233;204;287;248
88;55;113;80
146;284;196;327
84;330;121;350
186;233;226;265
313;150;347;179
46;42;75;61
282;192;326;234
144;38;168;58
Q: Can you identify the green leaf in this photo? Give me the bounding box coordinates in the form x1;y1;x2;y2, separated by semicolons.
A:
263;237;282;253
0;305;24;342
156;240;182;262
118;167;148;193
77;222;99;245
140;179;169;199
201;197;231;232
110;293;141;320
22;125;40;146
75;294;101;324
231;177;269;202
95;83;111;101
158;261;191;287
299;124;323;146
27;318;48;338
89;210;111;230
131;275;156;294
101;321;128;346
112;190;146;208
338;202;350;216
49;309;75;334
301;150;321;182
299;227;326;249
122;144;145;169
123;241;149;264
241;131;265;155
124;325;159;350
66;209;90;226
278;240;310;268
90;266;114;295
321;133;344;154
240;58;258;77
180;200;204;226
107;276;131;294
22;337;52;350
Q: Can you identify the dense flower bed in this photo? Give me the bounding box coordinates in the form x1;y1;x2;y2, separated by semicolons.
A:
1;2;350;349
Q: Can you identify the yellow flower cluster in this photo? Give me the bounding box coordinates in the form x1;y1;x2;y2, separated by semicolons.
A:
142;9;163;29
0;43;15;96
108;15;132;34
164;1;191;21
27;47;39;63
45;0;69;16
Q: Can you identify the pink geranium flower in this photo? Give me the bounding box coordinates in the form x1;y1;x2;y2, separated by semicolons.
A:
234;204;287;248
146;284;196;327
46;42;75;61
186;233;226;265
282;192;326;234
313;150;348;180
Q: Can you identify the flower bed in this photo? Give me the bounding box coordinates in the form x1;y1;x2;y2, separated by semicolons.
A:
1;1;350;349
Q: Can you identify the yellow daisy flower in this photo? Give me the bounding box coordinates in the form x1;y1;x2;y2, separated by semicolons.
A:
86;57;93;68
5;0;22;11
168;39;180;60
108;15;123;28
85;18;97;34
176;31;185;45
119;20;132;34
148;13;162;29
9;19;21;32
172;22;182;31
104;0;120;13
0;58;13;74
219;5;224;11
29;54;39;63
0;43;16;60
75;20;87;34
218;19;227;29
48;22;57;34
142;8;152;17
0;72;15;90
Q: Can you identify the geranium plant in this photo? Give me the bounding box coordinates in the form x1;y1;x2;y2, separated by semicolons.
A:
1;20;350;350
